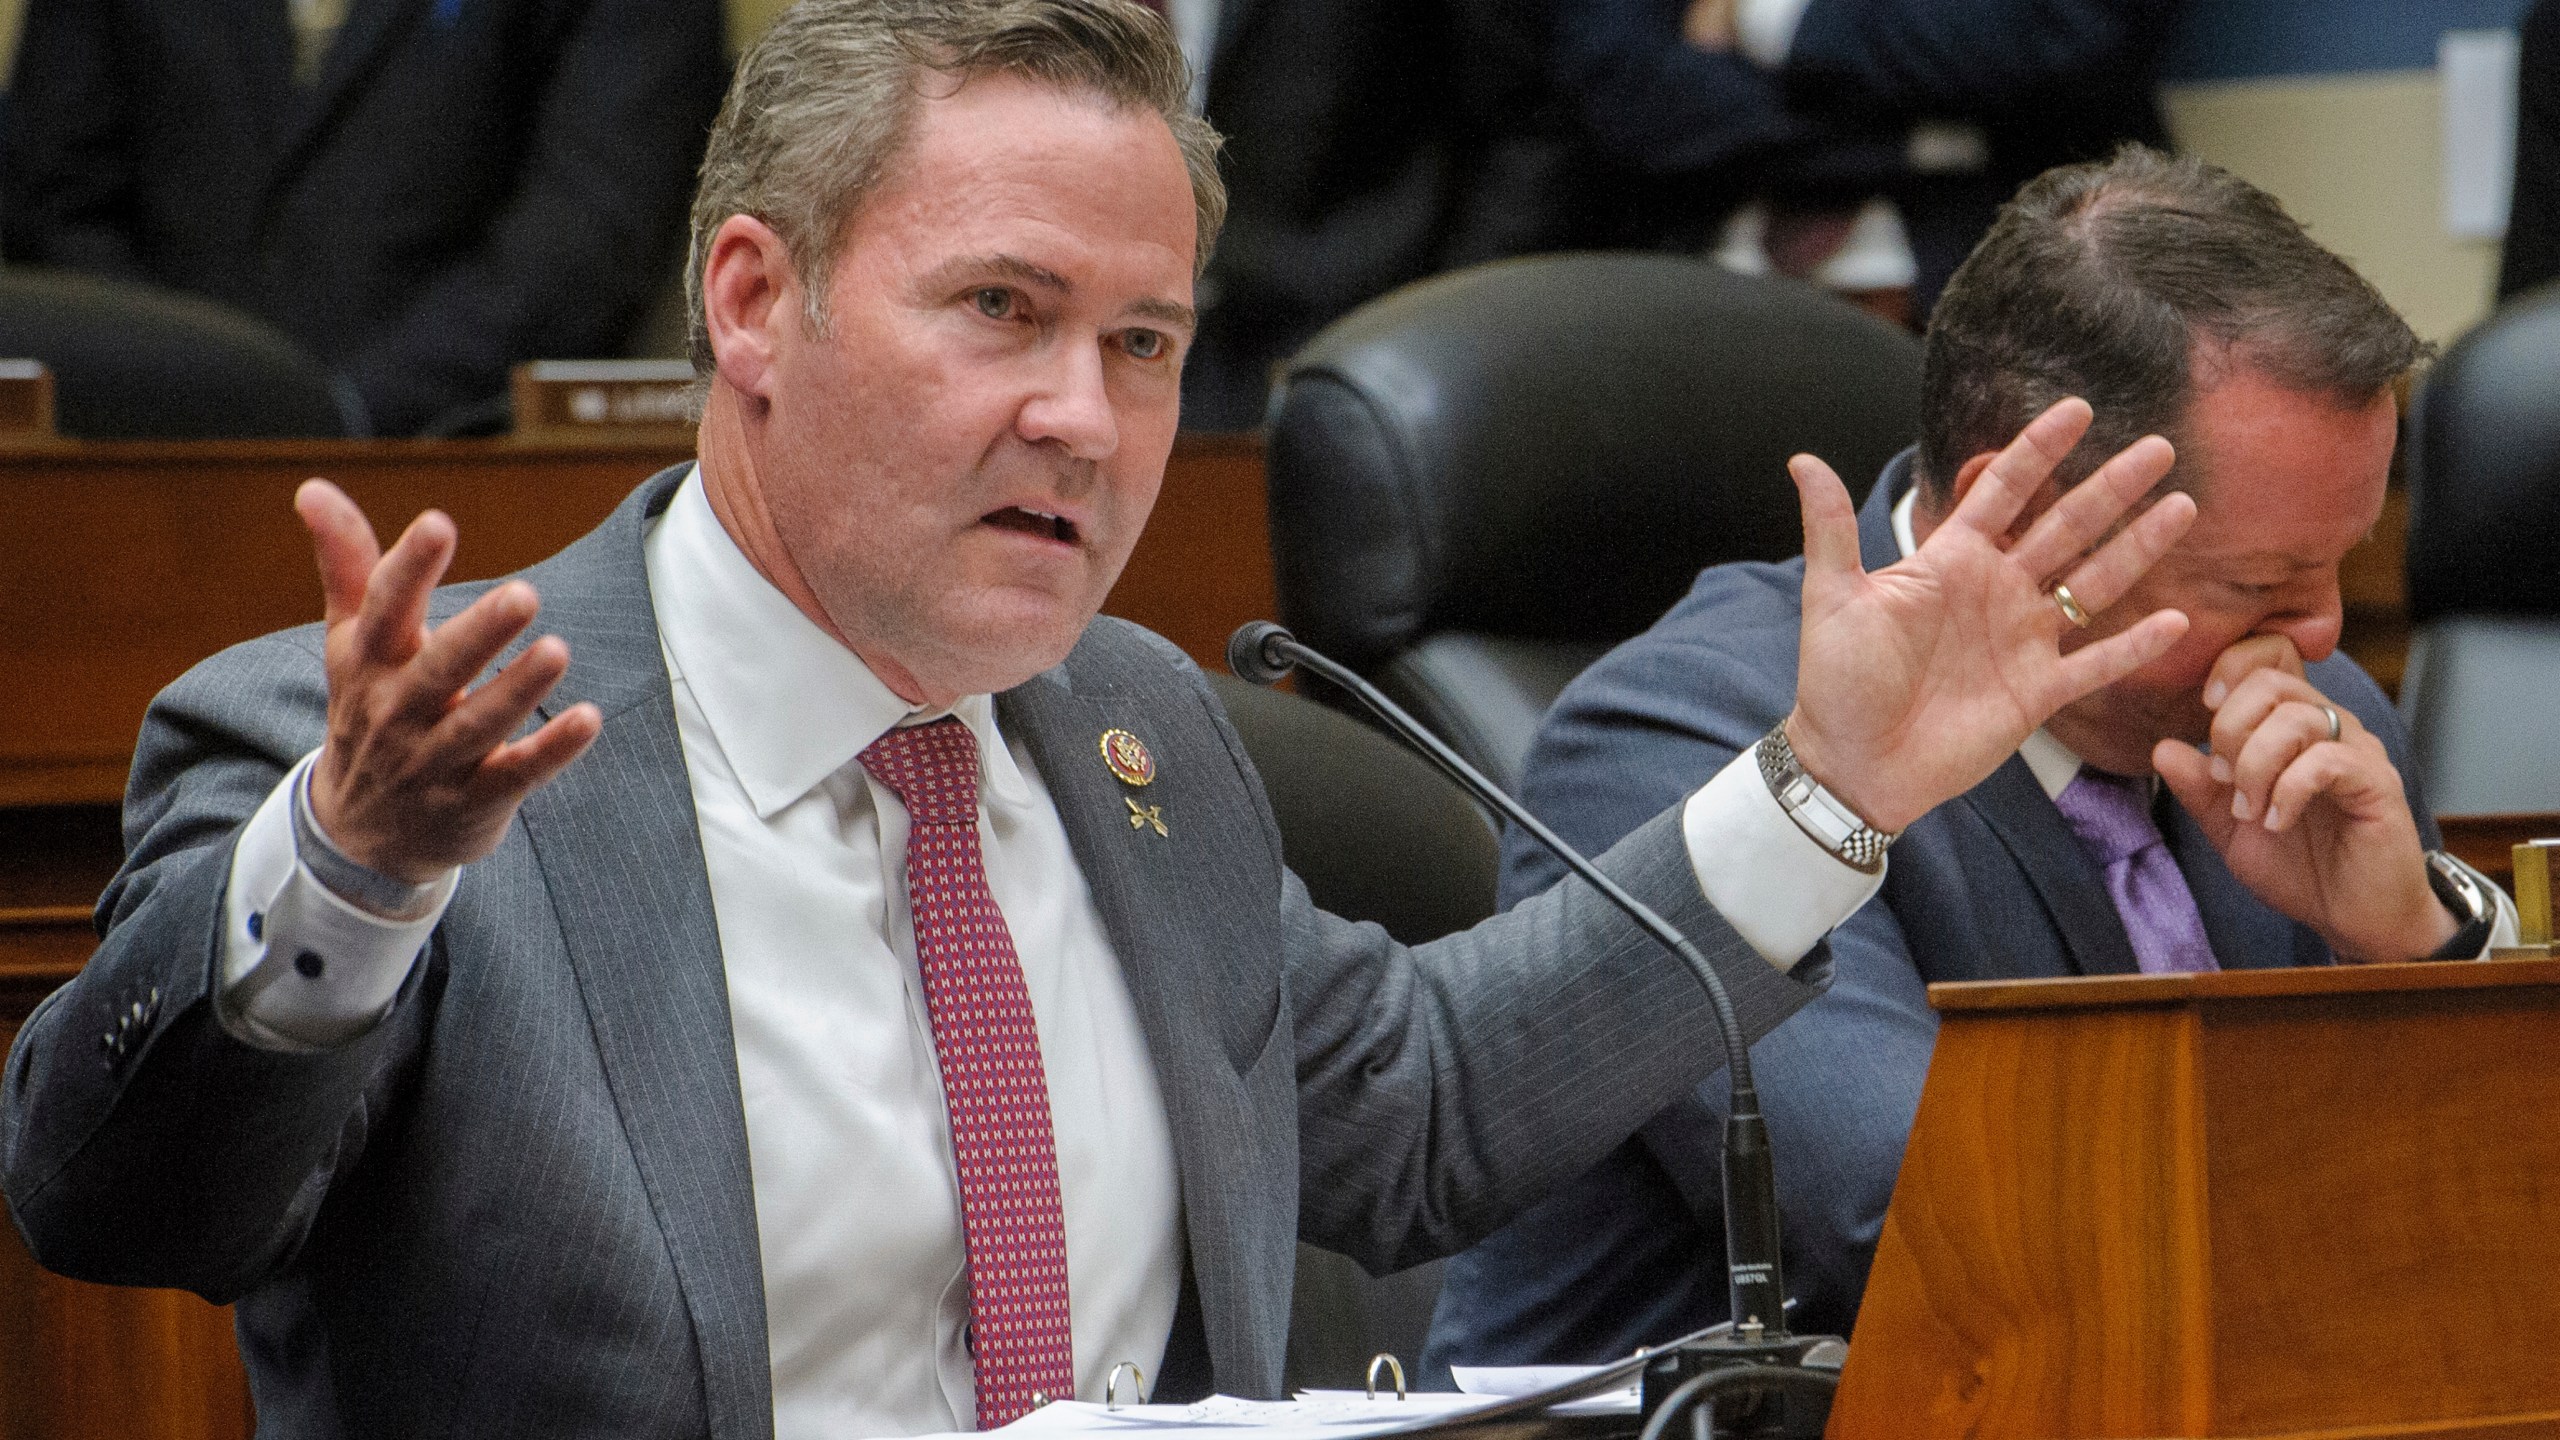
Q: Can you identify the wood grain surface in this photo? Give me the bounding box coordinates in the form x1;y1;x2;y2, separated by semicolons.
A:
1834;962;2560;1438
0;431;1270;808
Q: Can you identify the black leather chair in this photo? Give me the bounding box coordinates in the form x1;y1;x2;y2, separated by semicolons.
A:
0;268;346;438
2400;282;2560;814
1202;672;1496;1390
1265;253;1923;792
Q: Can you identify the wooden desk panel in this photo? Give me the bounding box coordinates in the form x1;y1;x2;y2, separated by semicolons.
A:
0;433;1270;808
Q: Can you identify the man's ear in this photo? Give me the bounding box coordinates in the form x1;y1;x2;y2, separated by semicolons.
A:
700;214;799;403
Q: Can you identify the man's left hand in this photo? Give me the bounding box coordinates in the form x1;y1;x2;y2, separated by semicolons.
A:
2153;638;2456;962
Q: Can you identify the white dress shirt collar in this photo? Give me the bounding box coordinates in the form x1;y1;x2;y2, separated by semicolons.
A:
649;467;1034;820
1891;483;2083;802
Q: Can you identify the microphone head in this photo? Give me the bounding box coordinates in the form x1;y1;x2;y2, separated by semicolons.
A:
1226;622;1297;685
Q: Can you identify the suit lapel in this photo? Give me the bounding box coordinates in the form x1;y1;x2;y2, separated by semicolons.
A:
274;0;426;185
998;646;1285;1393
509;469;775;1440
2161;795;2313;970
1956;759;2144;977
215;0;299;148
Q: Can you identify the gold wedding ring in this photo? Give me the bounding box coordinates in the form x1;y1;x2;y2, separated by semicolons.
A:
2051;582;2091;628
2320;703;2342;743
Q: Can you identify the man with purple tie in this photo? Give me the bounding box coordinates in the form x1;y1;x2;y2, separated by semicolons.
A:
1425;145;2520;1373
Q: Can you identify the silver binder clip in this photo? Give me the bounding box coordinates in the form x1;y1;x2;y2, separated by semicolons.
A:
1106;1362;1147;1411
1365;1354;1406;1401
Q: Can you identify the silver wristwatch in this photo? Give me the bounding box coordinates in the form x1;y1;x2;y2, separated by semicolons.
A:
1754;723;1898;875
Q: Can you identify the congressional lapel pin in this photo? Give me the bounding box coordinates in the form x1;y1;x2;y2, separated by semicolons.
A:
1101;729;1166;836
1099;728;1156;786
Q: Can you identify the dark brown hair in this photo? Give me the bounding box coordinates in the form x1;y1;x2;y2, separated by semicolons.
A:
1917;145;2427;501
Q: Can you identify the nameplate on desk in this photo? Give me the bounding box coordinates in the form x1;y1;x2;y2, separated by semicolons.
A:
511;360;697;440
0;360;57;437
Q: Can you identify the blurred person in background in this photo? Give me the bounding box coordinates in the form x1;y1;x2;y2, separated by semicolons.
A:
1173;0;1565;428
1547;0;2183;324
2501;0;2559;299
1;0;727;436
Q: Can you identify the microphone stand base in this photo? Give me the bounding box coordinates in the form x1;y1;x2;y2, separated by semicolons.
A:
1638;1332;1845;1440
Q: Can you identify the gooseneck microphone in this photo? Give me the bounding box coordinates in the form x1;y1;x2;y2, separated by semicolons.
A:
1227;622;1825;1430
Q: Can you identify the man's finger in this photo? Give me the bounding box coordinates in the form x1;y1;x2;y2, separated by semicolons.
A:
351;509;461;665
2262;744;2366;833
2207;669;2329;785
297;480;382;627
2050;607;2189;704
472;702;603;802
394;581;544;718
2226;697;2337;824
2153;737;2235;845
2201;634;2307;711
432;631;571;759
1943;397;2094;541
1789;453;1864;598
2042;488;2195;620
2007;435;2178;582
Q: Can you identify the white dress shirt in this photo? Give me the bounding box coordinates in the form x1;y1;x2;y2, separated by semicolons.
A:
217;468;1882;1433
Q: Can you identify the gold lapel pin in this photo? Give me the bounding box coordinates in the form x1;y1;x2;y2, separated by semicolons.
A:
1099;728;1156;787
1126;796;1168;837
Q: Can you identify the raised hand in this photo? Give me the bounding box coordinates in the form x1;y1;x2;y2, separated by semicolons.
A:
298;480;601;887
1784;398;2195;835
2152;640;2453;962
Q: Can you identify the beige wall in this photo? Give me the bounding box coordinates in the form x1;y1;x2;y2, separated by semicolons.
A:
729;0;791;56
0;0;23;85
2167;70;2503;349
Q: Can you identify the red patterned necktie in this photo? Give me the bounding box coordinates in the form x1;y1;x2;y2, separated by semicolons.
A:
859;717;1076;1426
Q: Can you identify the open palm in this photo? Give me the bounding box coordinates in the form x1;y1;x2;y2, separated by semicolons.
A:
1785;399;2195;835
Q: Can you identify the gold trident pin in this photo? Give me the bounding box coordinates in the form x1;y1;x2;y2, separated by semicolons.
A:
1126;796;1168;837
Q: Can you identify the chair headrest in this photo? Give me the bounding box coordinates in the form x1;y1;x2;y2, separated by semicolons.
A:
2408;281;2560;622
0;267;345;438
1265;254;1921;672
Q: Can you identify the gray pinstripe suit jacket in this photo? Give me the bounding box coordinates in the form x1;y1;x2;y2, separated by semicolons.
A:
2;468;1824;1437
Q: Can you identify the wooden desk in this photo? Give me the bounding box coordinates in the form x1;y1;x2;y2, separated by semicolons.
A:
0;431;1269;809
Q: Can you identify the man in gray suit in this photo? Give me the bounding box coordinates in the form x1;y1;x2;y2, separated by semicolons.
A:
1425;147;2519;1371
1;5;2197;1436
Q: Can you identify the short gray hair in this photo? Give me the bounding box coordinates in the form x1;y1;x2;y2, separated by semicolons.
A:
686;0;1226;373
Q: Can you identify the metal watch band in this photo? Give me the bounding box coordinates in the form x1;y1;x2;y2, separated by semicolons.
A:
293;765;443;921
1753;724;1897;875
2424;849;2495;960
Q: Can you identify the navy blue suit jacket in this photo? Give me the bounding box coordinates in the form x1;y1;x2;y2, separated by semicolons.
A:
1;0;725;435
1423;451;2434;1367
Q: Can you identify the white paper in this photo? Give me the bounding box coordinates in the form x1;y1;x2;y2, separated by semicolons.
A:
1446;1366;1640;1416
2443;28;2521;240
882;1393;1501;1440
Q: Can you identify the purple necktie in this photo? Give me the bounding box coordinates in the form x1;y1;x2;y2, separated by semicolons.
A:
2051;769;2221;975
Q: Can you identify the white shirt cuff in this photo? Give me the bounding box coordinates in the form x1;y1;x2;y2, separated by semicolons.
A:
1736;0;1817;67
1681;748;1886;971
220;752;457;1050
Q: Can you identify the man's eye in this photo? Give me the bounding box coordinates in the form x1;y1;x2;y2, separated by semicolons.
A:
972;288;1015;320
1123;328;1165;360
